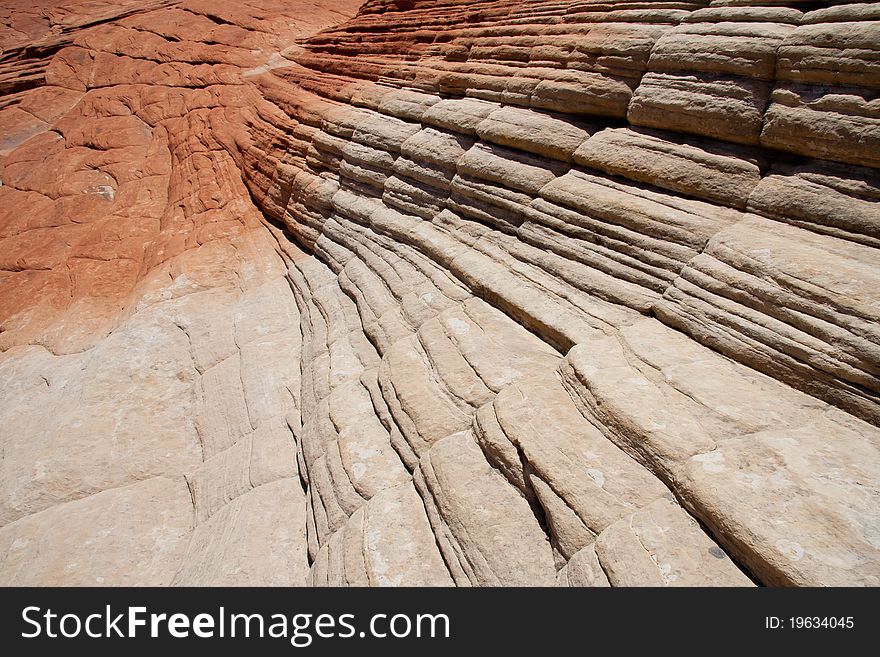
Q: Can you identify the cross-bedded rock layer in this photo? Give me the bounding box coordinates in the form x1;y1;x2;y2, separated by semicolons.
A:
1;0;878;587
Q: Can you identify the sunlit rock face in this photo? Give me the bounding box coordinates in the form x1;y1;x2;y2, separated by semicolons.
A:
1;0;878;587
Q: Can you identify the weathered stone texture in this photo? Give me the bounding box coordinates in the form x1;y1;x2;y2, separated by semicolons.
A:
1;0;879;587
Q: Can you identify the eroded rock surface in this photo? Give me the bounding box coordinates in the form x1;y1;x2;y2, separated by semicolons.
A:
1;0;879;587
0;0;363;586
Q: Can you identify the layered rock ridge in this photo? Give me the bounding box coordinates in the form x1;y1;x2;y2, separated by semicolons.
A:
244;0;880;587
0;0;878;587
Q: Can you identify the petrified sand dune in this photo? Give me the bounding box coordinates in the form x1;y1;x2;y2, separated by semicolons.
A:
0;0;878;587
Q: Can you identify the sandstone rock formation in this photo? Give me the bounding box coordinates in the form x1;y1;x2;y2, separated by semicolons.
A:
1;0;878;587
